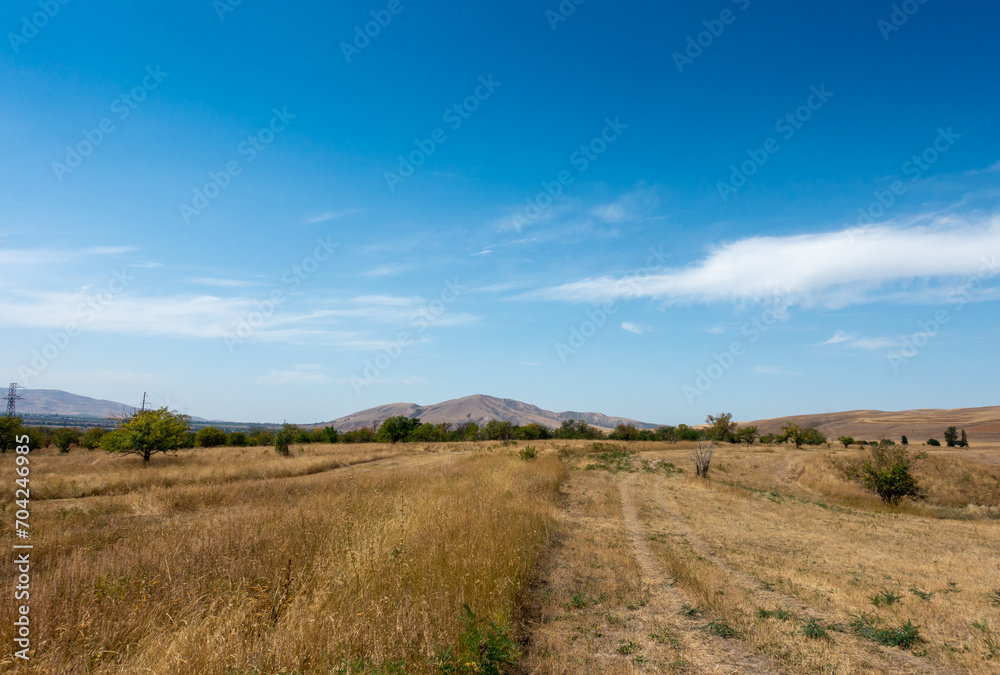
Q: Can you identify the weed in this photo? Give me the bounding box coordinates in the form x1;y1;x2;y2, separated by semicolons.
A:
802;618;829;640
649;624;681;648
706;619;738;638
519;446;537;461
990;589;1000;606
851;613;922;649
910;587;934;601
972;620;990;632
569;592;588;609
435;604;518;675
758;608;791;621
583;443;636;473
617;640;642;655
679;604;702;618
870;589;903;607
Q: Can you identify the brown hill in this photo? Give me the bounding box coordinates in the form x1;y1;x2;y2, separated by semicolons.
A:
747;406;1000;443
320;394;660;432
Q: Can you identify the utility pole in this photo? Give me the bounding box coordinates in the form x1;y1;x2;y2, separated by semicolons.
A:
4;383;23;418
140;392;148;413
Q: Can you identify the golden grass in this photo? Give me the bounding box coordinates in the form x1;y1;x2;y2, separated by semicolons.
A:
0;444;564;673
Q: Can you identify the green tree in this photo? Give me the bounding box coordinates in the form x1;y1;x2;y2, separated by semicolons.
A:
926;438;940;446
838;436;854;448
944;426;958;447
610;423;641;441
959;429;968;448
900;435;908;445
0;416;25;453
779;422;804;448
321;426;339;443
375;416;421;443
194;426;228;447
800;428;827;446
735;425;759;446
53;427;81;453
482;419;515;445
100;407;191;463
705;413;736;442
852;440;926;505
274;423;297;456
227;431;248;447
81;427;107;450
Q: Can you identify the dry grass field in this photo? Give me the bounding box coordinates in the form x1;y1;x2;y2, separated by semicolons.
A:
2;438;999;673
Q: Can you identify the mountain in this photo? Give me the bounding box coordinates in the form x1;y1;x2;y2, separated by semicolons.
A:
16;389;137;418
321;394;662;432
746;406;1000;443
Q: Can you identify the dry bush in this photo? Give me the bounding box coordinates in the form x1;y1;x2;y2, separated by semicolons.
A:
692;440;714;477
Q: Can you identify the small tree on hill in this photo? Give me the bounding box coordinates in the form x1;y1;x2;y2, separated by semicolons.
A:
705;413;736;442
838;436;854;448
100;407;191;463
274;423;297;456
927;438;940;446
959;430;968;448
735;425;759;446
944;426;958;447
849;440;926;506
779;422;804;448
900;435;908;445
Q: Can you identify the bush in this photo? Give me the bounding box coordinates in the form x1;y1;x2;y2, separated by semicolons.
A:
926;438;940;446
838;436;854;448
692;441;714;478
434;604;517;675
80;427;107;450
53;427;82;453
274;423;296;456
850;440;926;505
227;431;248;447
518;445;537;460
194;426;228;448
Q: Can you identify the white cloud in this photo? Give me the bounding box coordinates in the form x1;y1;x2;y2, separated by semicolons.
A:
820;331;897;350
591;185;661;224
706;326;726;335
302;209;361;224
621;321;649;335
257;366;331;384
402;376;427;386
193;277;260;288
535;216;1000;308
471;248;493;256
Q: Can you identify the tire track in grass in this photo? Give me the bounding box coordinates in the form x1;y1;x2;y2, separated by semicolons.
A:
620;472;783;674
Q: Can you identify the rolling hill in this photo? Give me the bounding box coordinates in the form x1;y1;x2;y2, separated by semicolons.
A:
16;389;137;418
320;394;662;432
747;406;1000;443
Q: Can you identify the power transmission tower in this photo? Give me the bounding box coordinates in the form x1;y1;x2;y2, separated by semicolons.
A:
4;383;23;418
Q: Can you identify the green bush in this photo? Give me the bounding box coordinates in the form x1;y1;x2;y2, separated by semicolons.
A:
194;426;228;448
53;427;82;453
518;445;537;460
926;438;940;446
274;423;296;456
80;427;107;450
847;440;926;505
227;431;247;447
434;604;517;675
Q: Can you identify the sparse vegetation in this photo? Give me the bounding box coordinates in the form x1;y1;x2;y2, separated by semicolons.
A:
692;440;714;477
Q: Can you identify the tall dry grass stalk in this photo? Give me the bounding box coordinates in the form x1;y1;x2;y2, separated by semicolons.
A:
0;445;564;673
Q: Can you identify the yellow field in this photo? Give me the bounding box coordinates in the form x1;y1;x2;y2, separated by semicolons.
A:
2;439;998;673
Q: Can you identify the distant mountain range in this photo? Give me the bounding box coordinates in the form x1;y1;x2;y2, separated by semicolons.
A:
320;394;662;432
12;389;1000;441
16;389;137;418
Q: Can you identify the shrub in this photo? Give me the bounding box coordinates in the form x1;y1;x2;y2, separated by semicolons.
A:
53;427;82;453
227;431;248;447
692;441;714;478
838;436;854;448
802;618;828;639
518;445;537;460
847;440;926;505
435;604;517;675
901;435;908;445
926;438;940;446
194;426;228;448
274;423;296;456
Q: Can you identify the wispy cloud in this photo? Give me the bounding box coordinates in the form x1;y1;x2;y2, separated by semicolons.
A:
534;215;1000;308
820;331;897;350
621;321;650;335
193;277;260;288
302;209;361;224
257;365;331;384
591;185;661;224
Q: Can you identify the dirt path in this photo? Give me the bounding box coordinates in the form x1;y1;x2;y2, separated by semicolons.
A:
619;472;783;674
646;475;952;675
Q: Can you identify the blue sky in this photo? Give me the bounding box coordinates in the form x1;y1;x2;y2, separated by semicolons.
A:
1;0;998;424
